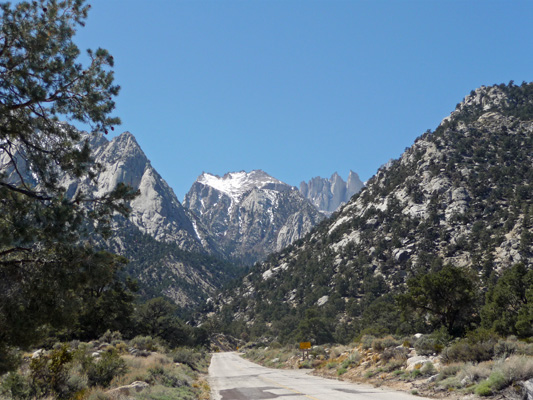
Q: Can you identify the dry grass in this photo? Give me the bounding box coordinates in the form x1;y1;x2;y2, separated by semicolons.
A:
111;353;172;387
498;355;533;382
192;377;211;400
456;361;492;385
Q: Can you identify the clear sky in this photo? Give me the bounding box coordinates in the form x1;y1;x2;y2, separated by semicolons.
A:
74;0;533;200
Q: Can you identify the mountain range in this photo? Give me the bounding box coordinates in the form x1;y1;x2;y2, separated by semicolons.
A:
1;128;362;306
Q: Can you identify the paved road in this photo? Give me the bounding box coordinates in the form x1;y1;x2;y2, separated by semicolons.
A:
209;352;429;400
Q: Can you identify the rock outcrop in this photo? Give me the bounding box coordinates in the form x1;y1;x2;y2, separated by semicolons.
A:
0;130;235;307
211;82;533;333
299;171;364;215
184;170;325;264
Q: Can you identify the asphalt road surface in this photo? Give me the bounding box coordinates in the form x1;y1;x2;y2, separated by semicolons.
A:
209;352;429;400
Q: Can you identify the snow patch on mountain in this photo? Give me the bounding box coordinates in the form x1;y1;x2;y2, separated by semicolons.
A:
198;170;284;203
184;169;325;264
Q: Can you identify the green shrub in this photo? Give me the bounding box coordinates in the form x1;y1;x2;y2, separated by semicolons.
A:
500;355;533;382
414;329;452;356
420;362;436;376
86;388;110;400
340;351;361;369
392;370;404;376
494;338;518;358
0;372;32;400
86;351;127;387
371;338;385;352
457;362;491;385
441;340;495;363
99;330;122;343
310;347;327;359
436;375;462;390
414;336;438;356
360;335;375;350
130;336;157;351
148;366;189;388
171;348;205;372
381;336;400;348
364;370;377;378
326;361;338;369
474;381;493;397
347;351;361;364
29;345;74;399
464;328;499;344
436;364;461;381
337;367;347;375
474;371;507;396
384;359;405;372
381;346;408;362
114;342;128;354
411;369;422;378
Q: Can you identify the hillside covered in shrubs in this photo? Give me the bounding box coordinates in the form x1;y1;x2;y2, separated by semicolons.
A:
208;82;533;347
242;332;533;398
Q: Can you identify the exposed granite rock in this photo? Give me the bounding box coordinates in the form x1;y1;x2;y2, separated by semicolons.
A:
0;130;234;307
300;171;364;215
184;171;325;264
210;82;533;332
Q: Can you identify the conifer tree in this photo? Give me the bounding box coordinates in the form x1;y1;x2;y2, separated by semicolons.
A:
0;0;137;371
397;265;480;335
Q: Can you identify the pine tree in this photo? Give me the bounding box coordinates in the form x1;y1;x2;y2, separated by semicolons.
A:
0;0;137;371
397;265;480;335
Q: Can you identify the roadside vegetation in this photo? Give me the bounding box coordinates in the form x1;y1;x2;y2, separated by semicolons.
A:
0;333;210;400
0;3;212;399
242;332;533;399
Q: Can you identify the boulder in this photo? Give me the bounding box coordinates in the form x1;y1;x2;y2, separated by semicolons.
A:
406;356;432;371
32;349;45;359
393;249;411;262
106;381;149;398
521;379;533;400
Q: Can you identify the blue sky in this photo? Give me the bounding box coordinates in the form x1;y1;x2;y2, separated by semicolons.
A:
74;0;533;200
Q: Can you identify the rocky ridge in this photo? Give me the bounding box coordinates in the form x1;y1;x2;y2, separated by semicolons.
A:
210;82;533;335
0;130;234;307
299;171;364;215
60;131;218;254
71;132;235;306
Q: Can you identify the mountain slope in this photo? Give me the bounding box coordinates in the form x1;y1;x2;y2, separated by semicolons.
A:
115;228;241;308
79;132;238;306
210;82;533;339
60;131;219;254
183;170;325;264
0;130;236;307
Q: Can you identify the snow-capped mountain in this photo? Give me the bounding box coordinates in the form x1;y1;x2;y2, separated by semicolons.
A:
197;170;286;205
183;170;325;264
299;171;364;215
